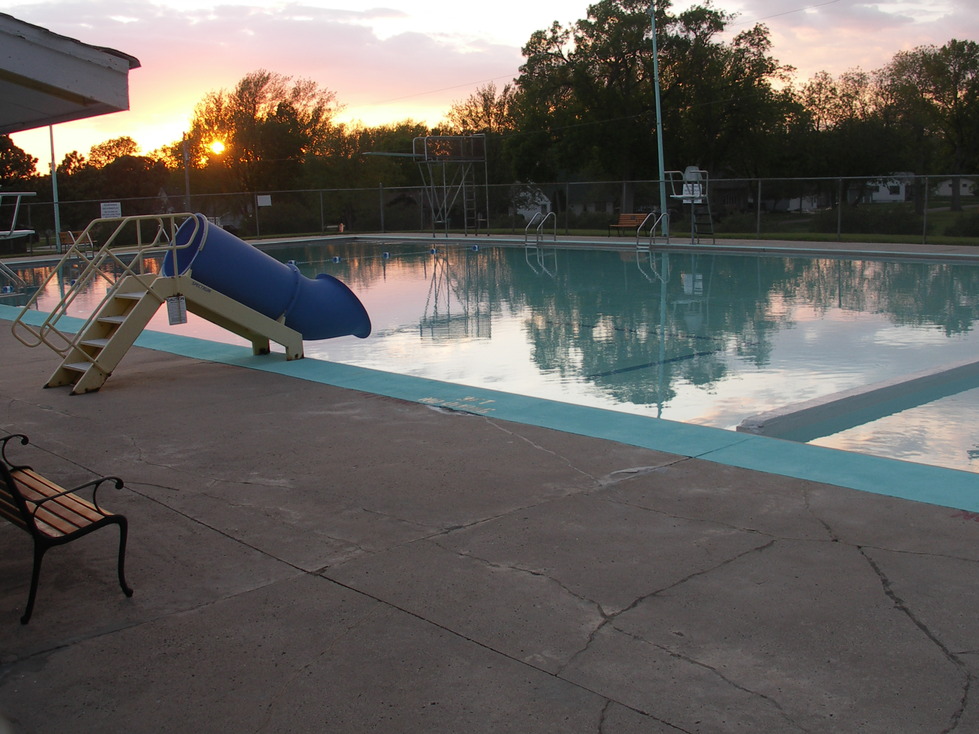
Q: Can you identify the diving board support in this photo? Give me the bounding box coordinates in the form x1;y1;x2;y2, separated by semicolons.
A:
45;273;304;394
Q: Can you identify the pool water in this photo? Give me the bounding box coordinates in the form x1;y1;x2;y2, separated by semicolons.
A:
22;241;979;473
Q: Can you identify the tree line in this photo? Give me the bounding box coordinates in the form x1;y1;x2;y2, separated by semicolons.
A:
2;0;977;213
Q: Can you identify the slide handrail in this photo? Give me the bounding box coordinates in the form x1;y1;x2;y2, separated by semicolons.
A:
10;213;202;355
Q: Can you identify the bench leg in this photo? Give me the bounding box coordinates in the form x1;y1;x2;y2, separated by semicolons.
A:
21;543;47;624
116;518;133;598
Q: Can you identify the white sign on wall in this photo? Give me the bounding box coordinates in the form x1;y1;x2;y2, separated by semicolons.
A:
100;201;122;218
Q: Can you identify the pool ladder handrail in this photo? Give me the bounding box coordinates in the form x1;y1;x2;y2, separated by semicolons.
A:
10;213;201;357
636;211;670;250
637;249;671;284
523;211;557;245
523;212;558;276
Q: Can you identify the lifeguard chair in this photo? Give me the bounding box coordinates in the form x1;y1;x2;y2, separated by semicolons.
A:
669;166;715;244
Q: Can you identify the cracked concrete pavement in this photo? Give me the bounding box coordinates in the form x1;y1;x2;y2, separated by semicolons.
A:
1;324;979;733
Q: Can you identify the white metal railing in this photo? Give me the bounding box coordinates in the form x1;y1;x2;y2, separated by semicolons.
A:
523;211;557;245
0;260;27;291
637;211;670;249
523;211;543;244
11;213;201;357
636;249;671;284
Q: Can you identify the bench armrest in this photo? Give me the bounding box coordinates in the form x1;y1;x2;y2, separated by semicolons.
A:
0;433;30;470
31;476;126;517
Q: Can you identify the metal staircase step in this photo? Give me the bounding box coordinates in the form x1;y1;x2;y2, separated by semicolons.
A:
81;338;109;348
64;362;92;373
98;315;127;324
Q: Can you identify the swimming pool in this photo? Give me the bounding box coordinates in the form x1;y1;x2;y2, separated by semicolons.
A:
17;239;979;473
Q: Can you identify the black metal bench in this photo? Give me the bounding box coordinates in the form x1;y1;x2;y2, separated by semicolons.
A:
0;433;132;623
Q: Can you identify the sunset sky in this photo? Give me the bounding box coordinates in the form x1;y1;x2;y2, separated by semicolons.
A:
8;0;979;167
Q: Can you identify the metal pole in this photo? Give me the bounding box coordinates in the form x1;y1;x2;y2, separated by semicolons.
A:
49;126;62;250
755;179;762;236
922;175;929;244
379;183;385;233
836;178;843;240
650;2;669;238
182;136;191;211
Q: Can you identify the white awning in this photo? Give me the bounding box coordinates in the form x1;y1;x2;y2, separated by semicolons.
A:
0;13;140;135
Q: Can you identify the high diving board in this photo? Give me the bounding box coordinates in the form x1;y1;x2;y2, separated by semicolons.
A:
0;191;36;241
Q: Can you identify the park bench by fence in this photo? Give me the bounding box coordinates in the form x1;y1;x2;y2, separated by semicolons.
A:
59;230;94;249
608;213;648;236
0;433;132;623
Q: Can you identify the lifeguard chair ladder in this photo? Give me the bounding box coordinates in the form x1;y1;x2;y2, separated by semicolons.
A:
11;213;304;394
669;167;715;245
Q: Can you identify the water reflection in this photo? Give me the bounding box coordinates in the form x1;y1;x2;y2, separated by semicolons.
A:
23;242;979;471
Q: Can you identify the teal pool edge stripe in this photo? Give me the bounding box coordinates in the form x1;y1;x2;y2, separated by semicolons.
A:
4;304;977;511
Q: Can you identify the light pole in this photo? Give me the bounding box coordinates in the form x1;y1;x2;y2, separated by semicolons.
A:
650;1;669;238
182;135;191;212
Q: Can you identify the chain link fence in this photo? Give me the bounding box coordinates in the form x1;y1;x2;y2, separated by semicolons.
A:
4;174;979;253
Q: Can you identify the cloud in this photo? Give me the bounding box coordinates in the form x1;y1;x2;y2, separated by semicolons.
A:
8;0;525;156
7;0;979;159
724;0;979;80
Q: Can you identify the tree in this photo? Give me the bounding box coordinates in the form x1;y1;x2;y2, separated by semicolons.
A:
443;83;518;185
877;39;979;207
100;156;169;204
88;136;139;168
509;0;793;193
444;83;517;135
59;151;88;177
0;135;38;183
657;6;796;175
796;68;909;184
185;69;342;194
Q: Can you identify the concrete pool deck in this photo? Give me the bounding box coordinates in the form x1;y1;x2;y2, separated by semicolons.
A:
2;293;979;732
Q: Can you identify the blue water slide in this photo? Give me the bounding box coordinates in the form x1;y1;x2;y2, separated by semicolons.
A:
162;214;371;340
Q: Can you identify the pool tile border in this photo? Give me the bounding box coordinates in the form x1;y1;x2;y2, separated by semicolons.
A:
4;304;977;512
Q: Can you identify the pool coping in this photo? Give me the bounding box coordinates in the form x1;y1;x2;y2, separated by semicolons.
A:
4;303;978;514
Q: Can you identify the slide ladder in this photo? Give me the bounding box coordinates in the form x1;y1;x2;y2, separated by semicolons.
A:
10;213;315;395
44;273;304;394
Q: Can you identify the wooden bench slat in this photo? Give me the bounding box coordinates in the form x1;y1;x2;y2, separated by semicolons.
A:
609;213;649;235
10;469;110;537
0;499;28;529
13;469;106;516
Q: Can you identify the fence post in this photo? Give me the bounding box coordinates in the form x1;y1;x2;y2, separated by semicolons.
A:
922;175;929;245
379;183;385;233
755;179;762;236
837;178;843;240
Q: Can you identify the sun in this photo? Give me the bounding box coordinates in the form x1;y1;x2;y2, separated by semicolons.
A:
208;140;225;155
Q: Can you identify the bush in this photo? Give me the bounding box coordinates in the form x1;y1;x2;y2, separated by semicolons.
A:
714;212;757;233
944;211;979;237
810;204;926;236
